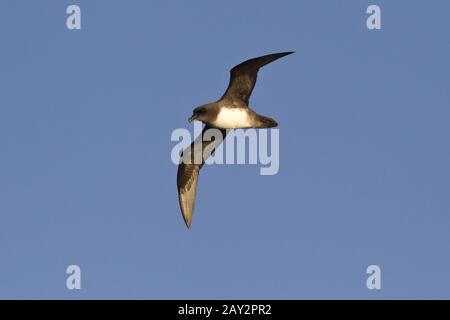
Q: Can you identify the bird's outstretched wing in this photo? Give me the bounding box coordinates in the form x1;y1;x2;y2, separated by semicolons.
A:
177;126;227;228
220;52;294;105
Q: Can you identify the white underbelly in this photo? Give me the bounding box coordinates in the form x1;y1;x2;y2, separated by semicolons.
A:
212;108;252;129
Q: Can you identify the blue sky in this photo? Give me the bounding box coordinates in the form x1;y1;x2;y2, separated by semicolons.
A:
0;0;449;299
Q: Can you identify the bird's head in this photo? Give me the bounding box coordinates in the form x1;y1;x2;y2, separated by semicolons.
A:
188;104;212;123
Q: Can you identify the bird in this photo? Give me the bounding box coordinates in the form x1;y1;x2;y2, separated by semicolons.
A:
177;52;294;228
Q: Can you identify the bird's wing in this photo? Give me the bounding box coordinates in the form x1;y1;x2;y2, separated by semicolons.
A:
177;162;200;228
177;126;227;228
220;52;294;105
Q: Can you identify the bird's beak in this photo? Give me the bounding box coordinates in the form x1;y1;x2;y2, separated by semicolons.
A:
188;115;197;123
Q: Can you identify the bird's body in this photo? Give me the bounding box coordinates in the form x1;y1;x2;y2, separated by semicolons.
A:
212;106;252;128
177;51;294;228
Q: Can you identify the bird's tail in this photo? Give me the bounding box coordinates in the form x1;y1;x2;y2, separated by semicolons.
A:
257;115;278;128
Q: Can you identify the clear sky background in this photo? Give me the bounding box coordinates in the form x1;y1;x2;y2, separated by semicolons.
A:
0;0;449;299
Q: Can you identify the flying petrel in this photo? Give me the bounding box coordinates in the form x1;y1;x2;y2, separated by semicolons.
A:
177;52;294;228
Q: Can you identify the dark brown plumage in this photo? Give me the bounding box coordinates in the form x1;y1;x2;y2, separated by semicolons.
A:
221;52;294;105
177;126;226;228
